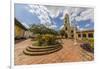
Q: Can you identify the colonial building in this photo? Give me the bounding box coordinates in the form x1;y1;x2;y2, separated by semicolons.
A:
15;18;33;39
62;13;94;40
15;18;27;39
76;29;94;40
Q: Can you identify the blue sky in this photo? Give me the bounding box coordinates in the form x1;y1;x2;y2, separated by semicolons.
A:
15;4;94;31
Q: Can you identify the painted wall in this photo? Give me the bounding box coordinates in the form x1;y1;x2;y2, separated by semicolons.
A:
15;24;25;38
76;31;94;40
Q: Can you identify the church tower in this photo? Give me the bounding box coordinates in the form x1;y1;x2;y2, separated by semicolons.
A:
64;13;74;38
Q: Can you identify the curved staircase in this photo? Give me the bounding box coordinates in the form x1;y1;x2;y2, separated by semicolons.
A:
23;44;62;56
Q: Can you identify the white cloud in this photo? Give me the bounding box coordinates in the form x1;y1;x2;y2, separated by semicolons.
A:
50;10;60;18
77;27;85;31
45;6;62;18
75;9;94;22
60;7;94;24
28;5;52;27
69;8;83;21
60;7;81;20
48;25;57;29
26;5;94;30
60;9;69;20
21;22;29;28
77;25;80;29
85;23;90;27
59;25;64;30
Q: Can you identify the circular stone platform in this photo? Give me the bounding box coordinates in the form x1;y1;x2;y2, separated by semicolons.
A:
23;44;62;56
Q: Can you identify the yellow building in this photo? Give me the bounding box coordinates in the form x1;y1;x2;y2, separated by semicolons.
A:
76;30;94;40
15;18;27;39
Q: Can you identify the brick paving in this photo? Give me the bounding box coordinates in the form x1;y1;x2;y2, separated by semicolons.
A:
14;39;94;65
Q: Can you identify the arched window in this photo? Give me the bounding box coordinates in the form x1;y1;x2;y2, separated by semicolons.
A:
71;35;74;38
82;34;86;38
65;20;67;23
88;33;93;38
65;27;67;30
78;34;81;37
71;30;73;33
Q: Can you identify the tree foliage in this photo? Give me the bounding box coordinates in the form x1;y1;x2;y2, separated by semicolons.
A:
29;24;58;35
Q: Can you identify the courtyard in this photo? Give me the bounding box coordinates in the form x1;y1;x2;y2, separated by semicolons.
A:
14;4;94;65
15;38;93;65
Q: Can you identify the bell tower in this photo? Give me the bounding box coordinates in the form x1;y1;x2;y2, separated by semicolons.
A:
64;13;72;38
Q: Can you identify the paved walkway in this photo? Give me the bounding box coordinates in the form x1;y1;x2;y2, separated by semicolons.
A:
15;39;93;65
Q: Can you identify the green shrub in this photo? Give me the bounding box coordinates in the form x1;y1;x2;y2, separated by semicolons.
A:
82;38;88;42
82;38;94;49
36;34;43;46
42;34;57;45
29;24;59;46
89;38;94;44
89;38;94;49
33;34;57;46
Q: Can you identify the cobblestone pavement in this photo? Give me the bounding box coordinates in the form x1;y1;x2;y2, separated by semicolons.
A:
15;39;94;65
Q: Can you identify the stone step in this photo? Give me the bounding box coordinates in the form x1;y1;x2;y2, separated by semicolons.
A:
23;45;62;56
28;44;60;49
26;46;58;52
28;45;59;50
